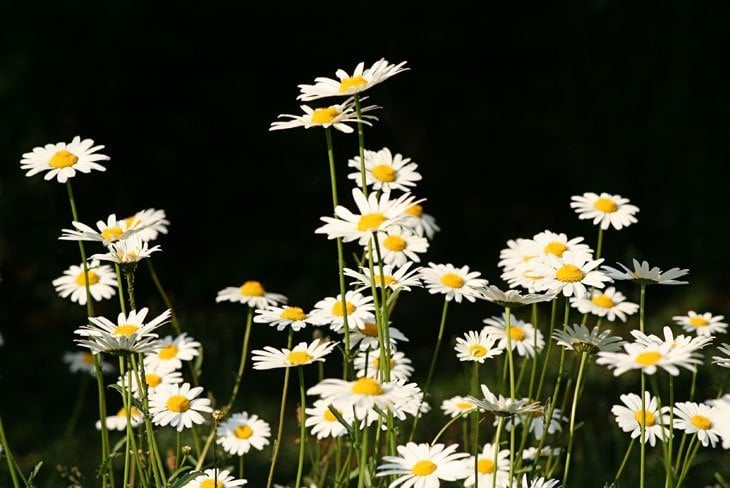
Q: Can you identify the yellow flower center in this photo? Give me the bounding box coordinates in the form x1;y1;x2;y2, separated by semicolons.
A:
372;164;397;182
635;351;662;366
555;264;585;283
362;322;379;337
116;406;140;417
456;402;474;410
544;241;568;257
311;107;340;124
158;344;179;360
101;226;124;242
509;326;526;342
690;414;712;430
200;480;224;488
323;408;339;422
406;204;423;217
240;280;265;297
688;316;709;327
74;270;100;286
375;275;397;287
411;460;437;476
383;235;407;251
357;212;388;231
287;351;313;365
594;197;618;213
234;425;254;439
477;458;495;474
469;345;488;357
372;357;395;369
49;149;79;168
81;353;95;365
113;324;139;337
351;377;383;396
634;410;656;427
332;301;356;317
339;75;368;93
591;294;614;308
146;374;162;388
440;273;464;288
124;216;140;229
280;306;306;321
166;395;190;413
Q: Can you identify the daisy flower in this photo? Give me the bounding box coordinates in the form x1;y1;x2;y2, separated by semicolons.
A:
372;226;429;267
480;285;555;308
569;287;638;322
348;321;409;351
344;262;423;294
712;343;730;368
122;208;170;242
596;339;700;376
53;260;117;305
144;333;201;371
672;311;727;336
521;446;561;461
216;412;271;456
89;235;162;265
305;400;352;439
254;305;312;332
531;230;592;259
519;475;561;488
63;351;113;376
552;323;623;355
501;260;546;293
570;192;639;230
215;280;287;309
60;214;139;246
149;383;212;432
673;401;725;447
531;250;610;298
347;147;422;193
119;361;183;397
297;58;408;101
440;396;479;418
505;407;566;439
354;348;414;381
315;188;419;245
455;329;505;363
181;468;246;488
462;442;510;488
468;385;542;417
20;135;109;183
401;203;440;240
251;339;337;370
601;259;689;285
270;97;378;133
307;377;422;417
95;406;143;431
309;290;375;332
630;326;713;355
75;308;172;355
482;313;544;358
375;442;469;488
420;263;488;303
611;392;667;447
498;237;540;271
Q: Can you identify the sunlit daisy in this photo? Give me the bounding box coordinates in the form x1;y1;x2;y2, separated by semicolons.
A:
673;401;725;447
354;348;414;381
215;280;287;309
630;326;713;355
569;287;638;322
89;235;162;265
95;406;143;431
455;329;504;363
63;351;113;376
501;259;546;292
372;225;429;267
596;339;700;376
254;305;312;332
60;214;139;246
75;308;171;355
316;188;419;245
305;399;351;439
297;58;408;101
498;238;540;272
531;251;610;298
53;260;117;305
251;339;337;370
144;333;201;371
519;475;561;488
270;97;378;133
570;192;639;230
348;147;422;193
611;392;667;447
482;313;544;358
712;343;730;368
181;468;246;488
309;290;375;332
441;396;479;418
344;262;423;293
505;406;566;439
552;323;623;355
672;311;727;337
308;377;422;418
122;208;170;242
375;442;469;488
348;321;409;351
602;259;689;285
401;203;440;240
531;230;592;259
468;384;542;417
705;395;730;449
149;383;212;432
420;263;488;303
118;361;183;396
480;285;555;308
216;411;271;456
462;442;510;488
20;136;109;183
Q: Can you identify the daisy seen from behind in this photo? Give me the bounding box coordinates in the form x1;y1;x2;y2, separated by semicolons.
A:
270;97;378;133
569;286;638;322
375;442;469;488
251;339;337;370
297;58;408;101
181;468;246;488
53;260;117;305
420;262;488;303
611;392;668;447
672;310;727;336
480;285;555;308
570;191;639;230
20;135;109;183
216;280;287;310
216;411;271;456
601;259;689;285
75;307;172;355
552;323;623;355
347;147;422;193
149;382;212;432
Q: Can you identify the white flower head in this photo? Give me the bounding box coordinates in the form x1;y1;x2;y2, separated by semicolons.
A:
482;313;544;358
95;406;143;431
60;214;140;246
672;311;727;337
254;305;312;332
144;332;201;371
149;383;212;432
216;412;271;456
354;348;414;381
468;384;542;417
455;329;505;363
344;262;423;294
53;260;117;305
216;280;287;309
348;147;422;193
441;396;480;418
63;351;113;377
181;468;246;488
420;262;488;303
90;235;162;265
611;392;668;446
569;287;638;322
552;323;624;355
75;308;171;355
297;58;408;101
462;442;510;487
309;290;375;332
251;339;337;370
602;259;689;285
570;192;639;230
123;208;170;242
348;321;409;351
480;285;556;308
372;225;429;267
20;136;109;183
270;96;378;133
531;250;610;298
400;202;440;240
375;442;469;487
673;401;725;448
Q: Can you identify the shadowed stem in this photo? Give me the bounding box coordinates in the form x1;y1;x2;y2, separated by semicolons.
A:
353;94;368;197
223;307;254;415
295;368;307;488
613;437;636;483
0;414;22;488
562;351;588;487
266;330;294;488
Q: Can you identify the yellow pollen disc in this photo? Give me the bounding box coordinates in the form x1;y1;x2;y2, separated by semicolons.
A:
591;294;614;308
477;458;495;474
634;410;656;427
124;216;140;228
372;164;397;182
357;212;388;231
456;402;474;410
234;425;254;439
339;75;367;93
635;351;662;366
49;149;79;168
287;351;313;365
311;107;340;124
405;204;423;217
594;197;618;213
351;377;383;396
113;324;139;337
555;264;585;283
81;353;95;364
166;395;190;413
523;271;542;281
280;306;306;321
158;344;179;359
372;357;395;368
544;241;568;257
200;480;224;488
411;460;437;476
240;280;265;297
323;408;339;422
509;326;526;342
440;273;464;289
383;235;407;252
101;226;124;242
688;317;709;327
376;275;397;287
146;374;162;388
362;322;379;337
469;345;488;357
690;414;712;430
332;301;356;317
74;270;100;286
116;406;140;417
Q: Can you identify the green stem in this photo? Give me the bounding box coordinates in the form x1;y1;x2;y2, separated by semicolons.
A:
595;226;604;260
130;355;165;486
356;425;370;488
492;416;504;488
562;352;588;487
613;437;635;483
65;374;89;437
353;94;368;198
146;258;182;335
295;368;307;488
640;372;646;488
0;415;21;488
676;435;700;487
535;298;558;401
266;331;294;488
223;307;254;415
639;283;646;334
114;263;127;315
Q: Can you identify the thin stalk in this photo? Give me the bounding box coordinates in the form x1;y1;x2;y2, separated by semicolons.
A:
639;283;646;333
353;94;368;197
676;435;700;487
145;259;182;335
223;307;254;415
130;355;166;487
595;227;604;260
613;437;636;484
114;263;127;314
295;368;307;488
119;356;132;488
562;351;588;487
0;415;21;488
492;416;504;488
640;372;647;488
356;425;370;488
431;413;468;446
266;331;294;488
535;298;559;401
65;374;89;437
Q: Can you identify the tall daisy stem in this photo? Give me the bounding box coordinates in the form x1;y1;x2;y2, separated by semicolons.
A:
504;306;516;487
353;94;368;197
492;416;504;488
471;362;480;488
0;414;21;488
640;372;647;488
223;307;254;415
266;331;294;488
562;351;588;487
295;368;307;488
613;437;635;483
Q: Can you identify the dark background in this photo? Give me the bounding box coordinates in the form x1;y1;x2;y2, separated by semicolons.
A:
1;1;729;486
